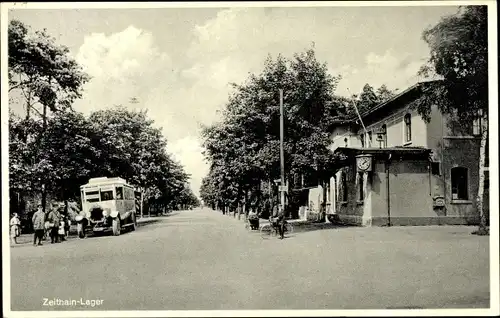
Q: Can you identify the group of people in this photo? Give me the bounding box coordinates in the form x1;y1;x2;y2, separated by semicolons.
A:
247;202;287;239
10;202;72;246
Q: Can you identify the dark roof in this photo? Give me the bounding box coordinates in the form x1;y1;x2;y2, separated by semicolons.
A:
338;80;442;123
334;146;432;157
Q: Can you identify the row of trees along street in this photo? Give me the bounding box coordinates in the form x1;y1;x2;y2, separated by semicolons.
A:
8;19;200;218
199;6;489;235
200;48;397;221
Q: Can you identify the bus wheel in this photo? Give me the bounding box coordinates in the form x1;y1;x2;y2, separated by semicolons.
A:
112;217;121;236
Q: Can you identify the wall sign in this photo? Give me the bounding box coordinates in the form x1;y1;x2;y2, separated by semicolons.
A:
433;196;445;208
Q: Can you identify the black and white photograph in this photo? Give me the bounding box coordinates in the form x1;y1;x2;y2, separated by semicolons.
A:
1;1;498;317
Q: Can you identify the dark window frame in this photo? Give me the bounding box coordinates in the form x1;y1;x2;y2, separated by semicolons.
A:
451;167;469;200
340;172;348;202
116;187;124;200
100;190;114;202
404;113;412;143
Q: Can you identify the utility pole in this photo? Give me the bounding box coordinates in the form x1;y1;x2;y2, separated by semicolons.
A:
279;89;286;214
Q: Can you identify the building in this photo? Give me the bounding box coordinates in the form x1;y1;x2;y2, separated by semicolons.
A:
321;80;489;226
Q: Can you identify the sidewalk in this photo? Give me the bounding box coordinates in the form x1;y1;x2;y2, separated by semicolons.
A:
220;210;343;232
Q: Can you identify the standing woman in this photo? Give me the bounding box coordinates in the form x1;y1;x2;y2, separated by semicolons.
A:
10;213;21;244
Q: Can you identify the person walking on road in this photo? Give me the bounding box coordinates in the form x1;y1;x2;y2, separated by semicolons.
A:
270;201;285;239
10;213;21;244
47;203;62;244
58;215;67;242
32;205;45;246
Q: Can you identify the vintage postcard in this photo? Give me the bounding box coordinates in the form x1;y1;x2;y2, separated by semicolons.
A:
1;1;498;317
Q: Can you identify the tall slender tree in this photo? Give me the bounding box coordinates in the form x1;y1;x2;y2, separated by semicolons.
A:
414;6;489;235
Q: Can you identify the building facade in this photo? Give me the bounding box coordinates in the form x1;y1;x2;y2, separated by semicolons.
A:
324;81;489;226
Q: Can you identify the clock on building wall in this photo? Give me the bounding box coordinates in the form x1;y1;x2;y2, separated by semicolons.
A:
356;155;373;172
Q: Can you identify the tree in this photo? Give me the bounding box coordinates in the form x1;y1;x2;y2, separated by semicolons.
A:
9;19;90;212
415;6;488;235
36;111;99;202
357;84;379;114
376;84;396;102
200;49;345;219
88;106;190;211
9;105;194;217
8;20;90;128
350;83;397;116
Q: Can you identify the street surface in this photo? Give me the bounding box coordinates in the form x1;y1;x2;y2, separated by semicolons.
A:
10;208;490;311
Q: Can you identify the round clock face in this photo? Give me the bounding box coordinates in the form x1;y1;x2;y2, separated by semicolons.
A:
358;157;371;170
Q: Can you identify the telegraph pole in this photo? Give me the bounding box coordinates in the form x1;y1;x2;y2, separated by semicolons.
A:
346;88;371;147
279;89;286;213
129;96;144;219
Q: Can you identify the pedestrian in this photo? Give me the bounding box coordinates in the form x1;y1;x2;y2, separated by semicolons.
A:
65;215;71;238
10;213;21;244
32;204;45;246
47;203;62;244
58;217;66;242
248;209;259;230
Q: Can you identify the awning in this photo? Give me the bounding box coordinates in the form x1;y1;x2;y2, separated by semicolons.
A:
332;146;432;162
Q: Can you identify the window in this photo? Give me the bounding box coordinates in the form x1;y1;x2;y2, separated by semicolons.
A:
404;114;412;143
431;162;441;176
125;188;133;200
472;109;483;135
451;167;468;200
85;191;100;203
116;187;124;200
100;190;114;202
358;173;364;201
339;172;348;202
379;124;387;148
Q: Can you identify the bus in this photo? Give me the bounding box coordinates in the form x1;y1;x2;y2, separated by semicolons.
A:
75;177;137;237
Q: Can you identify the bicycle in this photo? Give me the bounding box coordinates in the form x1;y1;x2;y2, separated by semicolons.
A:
260;220;293;239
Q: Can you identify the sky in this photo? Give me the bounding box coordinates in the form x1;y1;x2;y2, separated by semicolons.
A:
7;3;461;197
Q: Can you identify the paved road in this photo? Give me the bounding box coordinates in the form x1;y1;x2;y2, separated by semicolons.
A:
10;208;490;311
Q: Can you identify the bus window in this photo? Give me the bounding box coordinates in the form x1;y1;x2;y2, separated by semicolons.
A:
125;188;132;200
100;190;114;202
116;187;124;200
85;191;100;203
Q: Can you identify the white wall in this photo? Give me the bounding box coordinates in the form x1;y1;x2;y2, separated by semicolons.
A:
355;108;429;148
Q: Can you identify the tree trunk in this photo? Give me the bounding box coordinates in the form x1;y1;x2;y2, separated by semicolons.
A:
140;187;144;218
243;189;249;221
475;117;488;235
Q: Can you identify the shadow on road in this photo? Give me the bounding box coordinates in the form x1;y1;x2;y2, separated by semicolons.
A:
291;222;361;234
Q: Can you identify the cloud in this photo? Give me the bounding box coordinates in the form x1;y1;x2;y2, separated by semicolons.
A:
74;25;173;114
335;50;425;96
73;25;210;196
184;7;436;99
